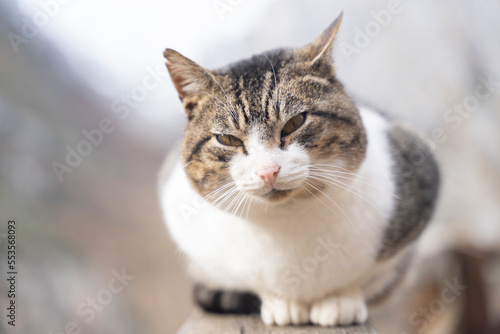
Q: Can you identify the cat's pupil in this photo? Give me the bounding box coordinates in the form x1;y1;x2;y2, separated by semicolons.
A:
282;113;306;137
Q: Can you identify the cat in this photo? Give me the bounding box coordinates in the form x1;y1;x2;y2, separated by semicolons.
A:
159;12;439;327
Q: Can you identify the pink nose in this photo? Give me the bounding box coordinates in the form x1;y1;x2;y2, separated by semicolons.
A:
256;165;280;186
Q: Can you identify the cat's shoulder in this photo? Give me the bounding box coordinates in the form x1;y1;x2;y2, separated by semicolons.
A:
356;103;436;159
355;103;440;259
363;109;440;259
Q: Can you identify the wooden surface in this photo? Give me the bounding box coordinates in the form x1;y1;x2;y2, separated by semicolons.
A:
177;310;378;334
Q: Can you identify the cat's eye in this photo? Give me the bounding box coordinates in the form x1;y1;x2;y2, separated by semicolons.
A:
282;113;306;137
216;134;243;147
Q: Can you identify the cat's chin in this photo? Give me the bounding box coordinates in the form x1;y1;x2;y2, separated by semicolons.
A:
265;189;293;200
256;188;295;204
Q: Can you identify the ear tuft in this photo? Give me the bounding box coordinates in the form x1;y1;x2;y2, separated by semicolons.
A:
164;49;214;101
297;12;343;65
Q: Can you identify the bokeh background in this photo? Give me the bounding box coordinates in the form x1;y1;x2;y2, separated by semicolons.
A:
0;0;499;333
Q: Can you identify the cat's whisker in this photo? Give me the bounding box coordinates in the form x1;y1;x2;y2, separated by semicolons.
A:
299;184;313;198
310;163;390;187
214;195;236;212
233;193;248;217
309;168;372;193
260;52;278;109
315;172;398;200
211;77;239;122
229;192;243;216
312;164;386;186
308;164;375;189
204;184;236;206
309;169;359;182
186;258;195;275
303;181;358;233
231;192;247;216
212;186;238;210
204;176;233;191
214;186;238;206
308;174;384;218
309;165;400;199
203;178;235;201
299;183;318;199
224;191;244;215
244;195;253;220
308;164;371;181
173;247;183;256
300;183;356;233
243;195;252;218
309;170;380;197
300;182;339;218
309;174;380;203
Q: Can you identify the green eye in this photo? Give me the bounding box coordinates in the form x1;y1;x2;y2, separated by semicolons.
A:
282;113;306;137
216;134;243;147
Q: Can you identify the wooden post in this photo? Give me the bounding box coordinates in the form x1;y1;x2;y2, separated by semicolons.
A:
177;310;378;334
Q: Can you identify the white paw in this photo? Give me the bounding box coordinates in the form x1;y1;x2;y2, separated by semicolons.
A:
261;297;309;326
310;291;368;326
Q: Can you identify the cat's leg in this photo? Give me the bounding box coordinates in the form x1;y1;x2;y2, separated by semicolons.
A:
260;295;309;325
309;289;368;326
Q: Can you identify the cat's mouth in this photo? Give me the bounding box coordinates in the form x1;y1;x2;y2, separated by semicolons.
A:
262;189;293;202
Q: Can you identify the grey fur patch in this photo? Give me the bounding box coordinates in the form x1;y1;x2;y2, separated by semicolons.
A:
377;124;440;260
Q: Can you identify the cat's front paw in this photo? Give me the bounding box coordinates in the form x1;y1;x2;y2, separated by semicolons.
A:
310;290;368;326
261;297;309;326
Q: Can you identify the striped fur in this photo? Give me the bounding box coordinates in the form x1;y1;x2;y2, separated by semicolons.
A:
164;45;366;201
160;13;439;327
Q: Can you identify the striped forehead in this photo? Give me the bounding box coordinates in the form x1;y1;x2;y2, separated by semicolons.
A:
234;72;279;124
212;53;334;134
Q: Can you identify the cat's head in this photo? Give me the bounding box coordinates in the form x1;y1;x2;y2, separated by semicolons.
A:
165;13;367;206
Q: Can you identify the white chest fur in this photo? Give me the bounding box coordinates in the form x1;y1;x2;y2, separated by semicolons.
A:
160;107;395;303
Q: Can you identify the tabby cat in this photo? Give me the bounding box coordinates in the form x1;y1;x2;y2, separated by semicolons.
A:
159;13;439;326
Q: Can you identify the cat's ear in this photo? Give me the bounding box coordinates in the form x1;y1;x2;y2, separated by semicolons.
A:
297;12;343;65
164;49;216;101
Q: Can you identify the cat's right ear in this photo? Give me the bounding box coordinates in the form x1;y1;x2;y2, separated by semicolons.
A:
164;49;217;116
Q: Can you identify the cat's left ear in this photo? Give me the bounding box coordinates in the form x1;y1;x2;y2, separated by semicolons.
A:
297;12;343;65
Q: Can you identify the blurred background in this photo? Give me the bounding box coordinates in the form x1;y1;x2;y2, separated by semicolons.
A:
0;0;499;333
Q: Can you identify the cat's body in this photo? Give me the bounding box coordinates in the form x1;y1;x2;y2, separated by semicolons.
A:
159;14;439;326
